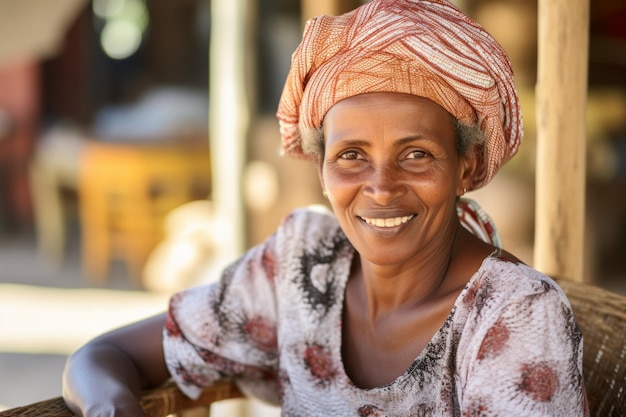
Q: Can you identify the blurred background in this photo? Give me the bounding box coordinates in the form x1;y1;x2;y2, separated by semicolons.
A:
0;0;624;413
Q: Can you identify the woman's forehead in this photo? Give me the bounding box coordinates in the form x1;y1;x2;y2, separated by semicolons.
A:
323;92;457;149
323;93;455;133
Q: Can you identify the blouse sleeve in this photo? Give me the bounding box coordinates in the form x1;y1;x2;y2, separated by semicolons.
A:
458;276;590;416
163;231;282;402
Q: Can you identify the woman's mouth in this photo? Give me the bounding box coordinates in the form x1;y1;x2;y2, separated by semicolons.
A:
359;214;415;228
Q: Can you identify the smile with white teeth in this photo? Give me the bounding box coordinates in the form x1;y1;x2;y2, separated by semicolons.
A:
361;215;415;228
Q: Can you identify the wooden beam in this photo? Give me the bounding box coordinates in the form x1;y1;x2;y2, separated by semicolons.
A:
301;0;359;23
534;0;589;281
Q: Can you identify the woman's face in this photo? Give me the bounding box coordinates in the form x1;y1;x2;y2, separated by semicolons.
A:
319;92;475;266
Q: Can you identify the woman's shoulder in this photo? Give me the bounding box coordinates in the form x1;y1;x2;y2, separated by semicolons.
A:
464;253;569;310
454;254;578;353
264;205;351;264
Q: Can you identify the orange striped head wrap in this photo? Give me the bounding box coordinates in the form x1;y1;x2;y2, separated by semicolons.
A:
276;0;522;190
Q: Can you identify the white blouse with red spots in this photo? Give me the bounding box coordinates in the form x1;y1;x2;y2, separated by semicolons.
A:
163;206;589;416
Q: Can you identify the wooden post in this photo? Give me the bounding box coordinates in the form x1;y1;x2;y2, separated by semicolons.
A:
209;0;255;265
534;0;589;281
207;4;256;413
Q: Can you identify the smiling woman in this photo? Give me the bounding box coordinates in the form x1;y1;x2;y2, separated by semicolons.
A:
319;93;471;270
61;0;590;416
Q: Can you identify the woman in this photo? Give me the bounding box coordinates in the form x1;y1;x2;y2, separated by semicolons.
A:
63;0;589;415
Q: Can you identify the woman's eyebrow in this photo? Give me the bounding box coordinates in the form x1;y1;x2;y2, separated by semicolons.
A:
330;138;369;147
395;135;427;145
331;135;427;145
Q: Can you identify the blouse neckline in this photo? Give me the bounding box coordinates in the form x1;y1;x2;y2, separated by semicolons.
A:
332;248;499;393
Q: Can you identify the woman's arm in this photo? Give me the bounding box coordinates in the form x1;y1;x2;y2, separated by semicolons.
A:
62;313;170;417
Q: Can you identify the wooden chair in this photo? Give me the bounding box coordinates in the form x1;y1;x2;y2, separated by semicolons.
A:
0;380;242;417
78;141;211;286
554;278;626;417
1;279;624;417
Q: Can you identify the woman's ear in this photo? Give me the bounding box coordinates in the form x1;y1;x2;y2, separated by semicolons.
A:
457;144;481;195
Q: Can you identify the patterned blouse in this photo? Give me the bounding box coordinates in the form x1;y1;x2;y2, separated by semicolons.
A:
163;206;589;416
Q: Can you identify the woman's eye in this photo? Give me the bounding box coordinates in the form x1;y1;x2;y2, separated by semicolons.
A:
406;150;428;159
339;150;361;160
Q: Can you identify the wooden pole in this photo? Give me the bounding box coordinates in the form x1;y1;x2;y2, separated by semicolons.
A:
209;0;255;266
534;0;589;281
206;2;255;415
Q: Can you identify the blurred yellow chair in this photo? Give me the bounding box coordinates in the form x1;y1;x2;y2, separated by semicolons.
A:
78;141;211;286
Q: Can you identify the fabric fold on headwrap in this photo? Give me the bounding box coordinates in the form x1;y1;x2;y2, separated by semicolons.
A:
276;0;523;190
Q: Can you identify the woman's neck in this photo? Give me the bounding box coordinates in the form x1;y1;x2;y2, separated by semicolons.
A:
353;223;462;322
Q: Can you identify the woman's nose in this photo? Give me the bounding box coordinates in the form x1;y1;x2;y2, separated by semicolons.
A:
362;163;405;204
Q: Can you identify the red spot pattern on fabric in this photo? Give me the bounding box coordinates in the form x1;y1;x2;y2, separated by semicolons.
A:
304;344;337;383
463;401;489;417
477;320;509;360
174;364;207;387
358;404;385;416
243;316;277;352
496;255;520;264
197;348;243;373
463;284;478;307
261;244;278;280
165;304;182;338
518;362;558;402
277;369;290;402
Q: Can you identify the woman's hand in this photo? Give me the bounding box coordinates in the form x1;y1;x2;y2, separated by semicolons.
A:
62;313;170;417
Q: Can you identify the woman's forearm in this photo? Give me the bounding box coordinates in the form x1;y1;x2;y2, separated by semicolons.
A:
62;342;147;416
62;313;169;417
